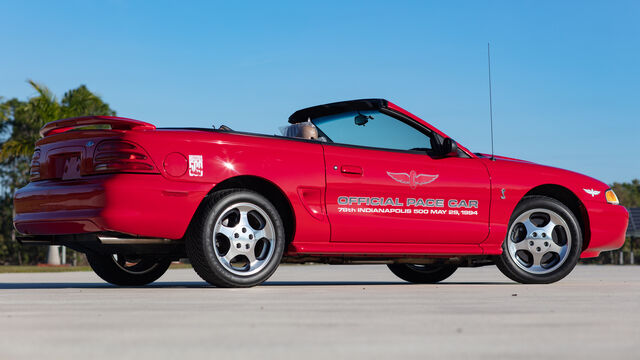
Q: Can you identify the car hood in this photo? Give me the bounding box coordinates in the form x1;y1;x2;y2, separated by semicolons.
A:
477;153;611;203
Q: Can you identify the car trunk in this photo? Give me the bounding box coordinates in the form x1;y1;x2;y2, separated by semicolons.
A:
31;116;159;182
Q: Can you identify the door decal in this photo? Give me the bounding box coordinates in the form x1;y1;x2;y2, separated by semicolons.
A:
387;170;438;189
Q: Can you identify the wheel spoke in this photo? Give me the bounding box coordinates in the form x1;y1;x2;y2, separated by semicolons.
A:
540;212;562;236
541;225;555;237
531;250;545;267
548;241;563;254
513;240;530;251
239;210;250;228
546;212;564;228
246;252;268;274
217;225;235;239
521;219;538;237
223;246;240;263
254;229;266;240
245;249;257;265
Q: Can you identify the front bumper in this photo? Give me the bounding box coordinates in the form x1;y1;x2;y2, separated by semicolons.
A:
581;202;629;258
14;174;211;239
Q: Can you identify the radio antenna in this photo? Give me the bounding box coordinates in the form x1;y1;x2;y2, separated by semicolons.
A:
487;42;495;161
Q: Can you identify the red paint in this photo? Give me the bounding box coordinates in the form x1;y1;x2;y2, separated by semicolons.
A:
14;101;627;259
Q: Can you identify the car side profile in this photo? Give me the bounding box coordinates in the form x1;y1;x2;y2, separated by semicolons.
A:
13;99;629;287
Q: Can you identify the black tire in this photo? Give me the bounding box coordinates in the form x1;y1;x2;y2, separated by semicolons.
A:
495;195;582;284
186;189;285;288
86;253;171;286
387;263;458;283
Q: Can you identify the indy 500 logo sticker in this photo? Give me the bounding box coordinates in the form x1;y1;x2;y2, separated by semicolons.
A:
188;155;203;177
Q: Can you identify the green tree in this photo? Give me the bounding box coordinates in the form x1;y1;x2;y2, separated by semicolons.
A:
611;179;640;208
0;80;115;264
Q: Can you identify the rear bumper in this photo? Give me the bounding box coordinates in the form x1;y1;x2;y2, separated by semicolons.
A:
581;202;628;258
14;174;211;239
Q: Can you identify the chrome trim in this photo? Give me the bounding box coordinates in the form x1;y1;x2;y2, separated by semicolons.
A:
97;236;172;245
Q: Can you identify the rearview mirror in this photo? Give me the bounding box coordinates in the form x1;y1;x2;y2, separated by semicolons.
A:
442;137;458;157
354;113;372;126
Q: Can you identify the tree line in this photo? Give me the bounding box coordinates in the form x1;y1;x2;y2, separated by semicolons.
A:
0;81;638;265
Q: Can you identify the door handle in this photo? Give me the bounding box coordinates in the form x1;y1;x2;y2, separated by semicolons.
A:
340;165;363;175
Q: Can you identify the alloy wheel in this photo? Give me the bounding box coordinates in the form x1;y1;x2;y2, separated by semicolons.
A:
212;202;276;276
506;208;571;275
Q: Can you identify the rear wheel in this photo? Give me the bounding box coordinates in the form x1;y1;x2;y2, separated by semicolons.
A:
387;263;458;283
495;195;582;284
86;253;171;286
186;189;285;288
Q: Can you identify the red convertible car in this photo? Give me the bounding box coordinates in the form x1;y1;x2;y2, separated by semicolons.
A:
14;99;628;287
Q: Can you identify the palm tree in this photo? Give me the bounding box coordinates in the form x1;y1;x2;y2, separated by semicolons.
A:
0;80;115;163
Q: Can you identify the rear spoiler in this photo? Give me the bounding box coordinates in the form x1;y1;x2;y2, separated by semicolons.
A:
40;116;156;137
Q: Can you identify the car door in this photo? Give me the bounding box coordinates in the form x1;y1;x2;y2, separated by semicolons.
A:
314;110;490;244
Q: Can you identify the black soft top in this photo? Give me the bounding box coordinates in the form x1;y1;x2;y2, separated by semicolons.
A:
288;98;388;124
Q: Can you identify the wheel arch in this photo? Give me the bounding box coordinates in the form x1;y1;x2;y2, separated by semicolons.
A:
523;184;591;251
207;175;296;245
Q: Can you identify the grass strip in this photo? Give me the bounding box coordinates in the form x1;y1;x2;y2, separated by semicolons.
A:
0;263;192;273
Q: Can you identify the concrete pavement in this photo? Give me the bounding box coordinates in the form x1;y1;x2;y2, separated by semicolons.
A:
0;265;638;359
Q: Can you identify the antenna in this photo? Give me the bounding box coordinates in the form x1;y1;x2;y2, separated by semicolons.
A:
487;43;495;161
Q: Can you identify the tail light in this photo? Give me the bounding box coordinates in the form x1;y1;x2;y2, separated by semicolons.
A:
91;140;158;174
30;149;41;181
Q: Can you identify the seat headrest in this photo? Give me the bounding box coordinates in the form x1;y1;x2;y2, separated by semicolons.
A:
281;122;318;140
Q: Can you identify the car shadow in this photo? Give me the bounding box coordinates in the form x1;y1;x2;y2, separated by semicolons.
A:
262;281;510;286
0;280;511;289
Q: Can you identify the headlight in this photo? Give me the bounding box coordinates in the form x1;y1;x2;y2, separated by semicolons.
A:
605;189;619;205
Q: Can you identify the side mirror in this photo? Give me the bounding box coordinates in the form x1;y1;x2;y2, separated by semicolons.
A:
442;137;458;157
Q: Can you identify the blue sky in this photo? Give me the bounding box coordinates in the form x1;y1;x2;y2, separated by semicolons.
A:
1;0;638;183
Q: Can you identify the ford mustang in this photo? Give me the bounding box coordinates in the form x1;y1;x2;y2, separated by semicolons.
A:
13;99;628;287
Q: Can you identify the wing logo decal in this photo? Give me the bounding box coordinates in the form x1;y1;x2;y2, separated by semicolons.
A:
583;188;601;197
387;170;438;189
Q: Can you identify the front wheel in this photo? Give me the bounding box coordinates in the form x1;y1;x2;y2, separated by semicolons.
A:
387;263;458;283
495;195;583;284
86;253;171;286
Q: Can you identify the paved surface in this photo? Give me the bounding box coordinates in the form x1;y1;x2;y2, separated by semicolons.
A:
0;265;638;359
